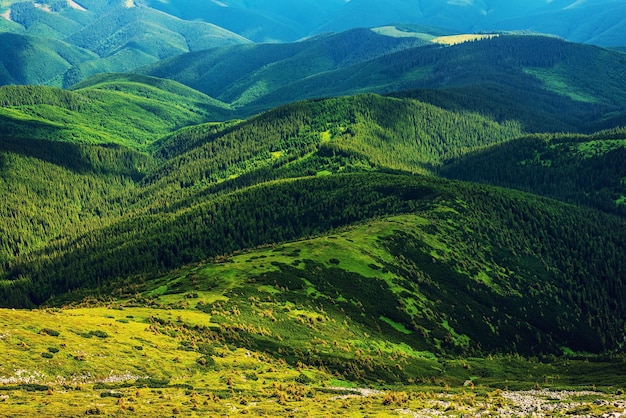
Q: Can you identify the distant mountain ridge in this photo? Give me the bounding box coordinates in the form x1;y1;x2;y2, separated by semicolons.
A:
143;0;626;46
0;1;624;89
140;34;626;133
0;0;250;87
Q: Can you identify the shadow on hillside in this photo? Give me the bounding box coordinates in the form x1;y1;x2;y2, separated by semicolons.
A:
0;123;143;180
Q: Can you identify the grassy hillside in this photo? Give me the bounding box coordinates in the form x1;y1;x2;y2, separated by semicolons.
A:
1;300;624;417
0;75;231;149
5;170;626;354
2;81;626;415
1;89;625;360
0;92;524;304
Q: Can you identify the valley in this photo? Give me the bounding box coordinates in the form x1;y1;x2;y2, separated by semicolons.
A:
0;1;626;416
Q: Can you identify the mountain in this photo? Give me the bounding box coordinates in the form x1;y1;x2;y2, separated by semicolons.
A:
0;32;96;85
0;77;230;266
0;1;250;87
1;87;626;402
0;89;520;277
1;88;625;360
486;0;626;47
139;27;434;109
2;1;626;413
0;73;230;149
143;0;626;46
0;1;624;90
144;0;347;42
141;33;626;133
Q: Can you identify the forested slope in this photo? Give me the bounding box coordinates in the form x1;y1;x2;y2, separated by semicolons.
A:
139;27;430;108
0;79;229;270
440;128;626;216
1;85;625;360
242;35;626;132
0;90;522;297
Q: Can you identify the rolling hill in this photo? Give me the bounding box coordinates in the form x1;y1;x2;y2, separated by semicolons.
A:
0;0;250;88
0;1;623;92
140;33;626;133
1;88;625;362
1;59;626;415
2;3;626;416
0;77;230;267
0;32;96;85
440;128;626;217
138;27;433;109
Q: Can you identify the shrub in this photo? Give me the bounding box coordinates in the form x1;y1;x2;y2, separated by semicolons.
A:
85;406;103;415
40;328;60;337
100;391;123;398
81;330;109;339
295;373;313;384
196;355;216;368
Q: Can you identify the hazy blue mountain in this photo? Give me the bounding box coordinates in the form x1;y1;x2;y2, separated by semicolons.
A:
0;0;624;89
141;0;626;46
0;32;97;85
0;1;249;87
144;0;346;42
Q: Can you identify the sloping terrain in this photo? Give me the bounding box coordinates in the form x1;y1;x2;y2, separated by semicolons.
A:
0;1;624;91
0;32;96;85
1;56;626;416
139;27;432;108
0;1;249;87
1;4;626;416
486;0;626;47
440;128;626;216
143;0;626;46
1;88;625;362
141;34;626;133
0;78;229;268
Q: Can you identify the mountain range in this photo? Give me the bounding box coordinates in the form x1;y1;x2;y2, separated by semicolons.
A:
145;0;626;46
1;1;626;415
0;0;625;89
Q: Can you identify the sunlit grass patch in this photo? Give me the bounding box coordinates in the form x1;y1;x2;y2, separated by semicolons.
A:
431;34;498;46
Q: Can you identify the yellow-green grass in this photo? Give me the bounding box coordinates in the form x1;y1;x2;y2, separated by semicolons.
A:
0;307;206;384
431;34;498;46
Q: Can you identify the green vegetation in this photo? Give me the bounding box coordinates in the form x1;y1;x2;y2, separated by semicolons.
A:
0;77;230;149
141;34;626;133
440;128;626;216
0;2;249;88
1;43;626;414
140;27;429;109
